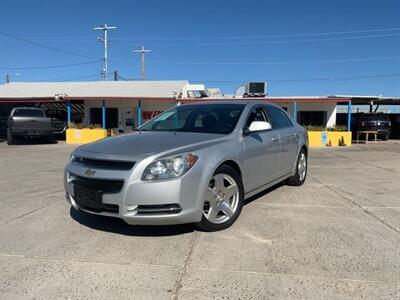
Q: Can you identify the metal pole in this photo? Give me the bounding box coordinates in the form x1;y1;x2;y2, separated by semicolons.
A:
137;100;142;127
141;48;144;80
292;101;297;122
347;101;352;132
94;24;117;81
104;28;108;80
133;46;152;80
67;101;72;126
102;100;106;129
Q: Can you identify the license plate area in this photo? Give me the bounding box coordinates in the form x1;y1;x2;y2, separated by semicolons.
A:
74;184;104;212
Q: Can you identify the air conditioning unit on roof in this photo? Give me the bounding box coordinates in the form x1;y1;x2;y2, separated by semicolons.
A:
244;82;267;97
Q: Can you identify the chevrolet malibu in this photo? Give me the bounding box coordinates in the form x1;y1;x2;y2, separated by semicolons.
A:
64;101;308;231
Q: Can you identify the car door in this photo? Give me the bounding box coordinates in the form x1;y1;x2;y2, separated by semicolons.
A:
265;105;299;175
242;106;281;192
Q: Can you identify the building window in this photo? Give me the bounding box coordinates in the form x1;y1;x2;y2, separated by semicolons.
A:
90;107;118;128
298;111;327;126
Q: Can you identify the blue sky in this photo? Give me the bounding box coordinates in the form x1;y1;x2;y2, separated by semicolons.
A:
0;0;399;96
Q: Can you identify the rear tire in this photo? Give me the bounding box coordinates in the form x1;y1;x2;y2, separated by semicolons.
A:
6;128;15;145
46;133;56;144
196;165;244;232
287;148;307;186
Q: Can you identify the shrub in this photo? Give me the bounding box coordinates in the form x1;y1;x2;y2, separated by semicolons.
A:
304;125;348;132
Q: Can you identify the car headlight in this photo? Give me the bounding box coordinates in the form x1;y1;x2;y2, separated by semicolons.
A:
142;153;198;181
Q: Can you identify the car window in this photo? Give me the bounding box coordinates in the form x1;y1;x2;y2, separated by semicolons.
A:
139;104;245;134
245;107;268;129
13;109;45;117
265;106;292;129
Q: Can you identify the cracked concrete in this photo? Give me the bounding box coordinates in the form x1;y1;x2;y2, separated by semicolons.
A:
0;141;399;299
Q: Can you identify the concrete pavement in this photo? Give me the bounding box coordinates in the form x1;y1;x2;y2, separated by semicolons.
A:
0;141;399;299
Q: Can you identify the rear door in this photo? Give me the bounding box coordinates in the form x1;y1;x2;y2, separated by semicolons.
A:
242;106;281;192
265;105;299;176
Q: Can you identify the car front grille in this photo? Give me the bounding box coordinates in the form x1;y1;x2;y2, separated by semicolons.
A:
73;156;135;171
71;174;124;194
79;202;119;214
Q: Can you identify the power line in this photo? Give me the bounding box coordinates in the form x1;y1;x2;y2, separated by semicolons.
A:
112;27;400;42
0;31;99;59
23;74;102;82
0;59;102;70
149;56;400;65
115;33;400;47
2;27;400;43
189;73;400;83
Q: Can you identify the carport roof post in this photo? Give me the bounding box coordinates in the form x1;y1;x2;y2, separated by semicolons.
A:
67;101;72;126
292;101;298;122
348;100;352;131
102;100;106;129
137;100;143;127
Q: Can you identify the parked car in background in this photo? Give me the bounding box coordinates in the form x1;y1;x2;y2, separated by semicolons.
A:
358;113;391;140
6;107;55;145
64;101;308;231
45;109;67;140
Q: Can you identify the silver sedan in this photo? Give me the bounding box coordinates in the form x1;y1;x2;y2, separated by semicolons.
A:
64;101;308;231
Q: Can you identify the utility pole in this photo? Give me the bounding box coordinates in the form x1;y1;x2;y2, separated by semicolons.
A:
94;24;117;80
133;46;152;80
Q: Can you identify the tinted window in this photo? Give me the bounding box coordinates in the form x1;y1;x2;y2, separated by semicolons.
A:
13;109;45;117
90;108;118;129
140;104;245;134
298;111;327;126
245;107;268;128
265;106;292;129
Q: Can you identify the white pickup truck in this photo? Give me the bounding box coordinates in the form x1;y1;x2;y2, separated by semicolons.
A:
6;107;54;145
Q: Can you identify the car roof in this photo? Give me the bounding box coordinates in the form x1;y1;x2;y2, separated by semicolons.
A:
180;99;275;106
13;107;42;110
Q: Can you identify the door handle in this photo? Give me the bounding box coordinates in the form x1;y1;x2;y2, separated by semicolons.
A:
271;136;279;142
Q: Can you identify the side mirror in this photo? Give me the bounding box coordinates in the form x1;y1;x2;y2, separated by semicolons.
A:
248;121;272;133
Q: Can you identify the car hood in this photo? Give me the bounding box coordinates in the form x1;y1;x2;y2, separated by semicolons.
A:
77;131;224;160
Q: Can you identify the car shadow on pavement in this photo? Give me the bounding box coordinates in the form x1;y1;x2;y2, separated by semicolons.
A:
244;181;286;206
69;207;195;237
8;139;59;145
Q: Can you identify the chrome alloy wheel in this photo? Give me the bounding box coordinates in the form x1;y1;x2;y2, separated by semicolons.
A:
203;173;240;224
298;152;307;181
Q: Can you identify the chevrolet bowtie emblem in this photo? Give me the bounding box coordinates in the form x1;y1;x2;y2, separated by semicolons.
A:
84;169;96;177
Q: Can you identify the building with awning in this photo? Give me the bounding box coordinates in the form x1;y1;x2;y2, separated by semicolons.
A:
1;80;398;144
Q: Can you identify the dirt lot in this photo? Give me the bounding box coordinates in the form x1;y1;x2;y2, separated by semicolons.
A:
0;141;399;299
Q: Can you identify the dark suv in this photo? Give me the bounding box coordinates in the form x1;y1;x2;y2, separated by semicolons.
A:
358;113;391;140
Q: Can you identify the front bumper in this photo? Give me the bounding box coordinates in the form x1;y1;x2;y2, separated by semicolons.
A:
12;129;53;137
64;158;212;225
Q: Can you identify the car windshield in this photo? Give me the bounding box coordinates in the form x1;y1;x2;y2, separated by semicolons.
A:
139;103;245;134
360;113;390;122
13;109;45;117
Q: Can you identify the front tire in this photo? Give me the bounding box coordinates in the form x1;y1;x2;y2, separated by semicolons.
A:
287;148;307;186
196;165;244;232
